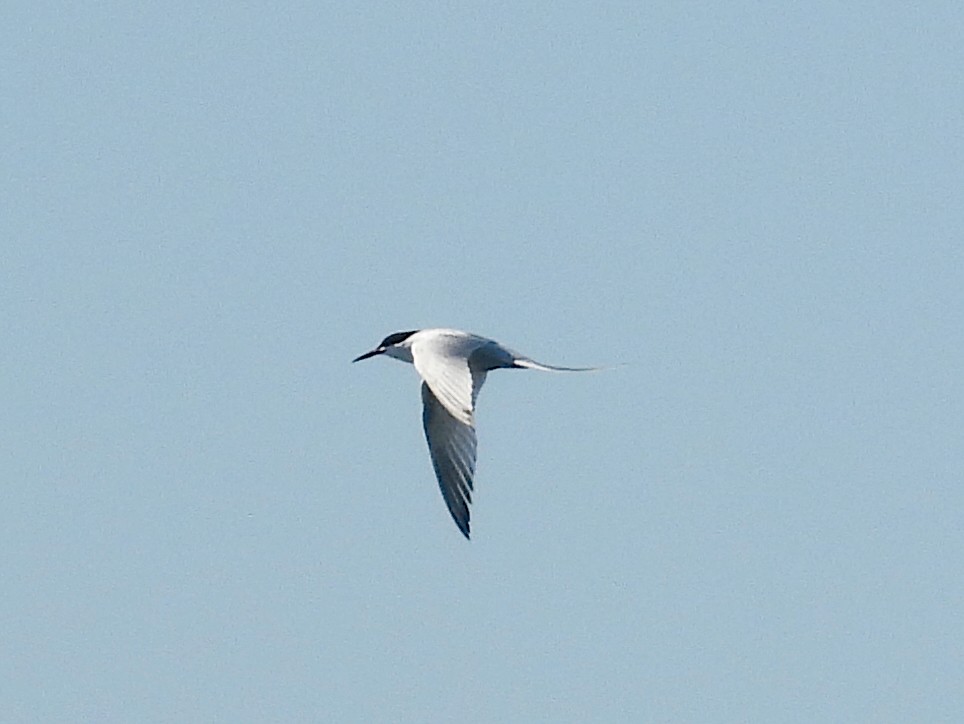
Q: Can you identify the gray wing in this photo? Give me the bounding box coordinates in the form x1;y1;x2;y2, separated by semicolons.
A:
421;381;478;539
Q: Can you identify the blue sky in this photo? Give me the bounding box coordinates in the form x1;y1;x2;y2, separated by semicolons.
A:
3;4;962;721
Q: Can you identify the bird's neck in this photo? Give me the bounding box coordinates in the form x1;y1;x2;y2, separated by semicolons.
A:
384;346;414;364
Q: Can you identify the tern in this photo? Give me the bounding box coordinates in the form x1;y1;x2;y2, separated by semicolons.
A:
353;328;600;539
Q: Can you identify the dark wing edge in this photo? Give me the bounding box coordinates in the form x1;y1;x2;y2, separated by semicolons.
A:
421;382;477;539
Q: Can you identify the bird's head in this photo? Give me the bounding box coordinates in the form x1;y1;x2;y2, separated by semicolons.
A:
352;330;419;363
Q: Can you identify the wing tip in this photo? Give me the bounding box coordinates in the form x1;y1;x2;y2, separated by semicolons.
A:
453;512;471;540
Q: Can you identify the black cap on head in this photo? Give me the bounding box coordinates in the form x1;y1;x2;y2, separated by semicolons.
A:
379;330;418;347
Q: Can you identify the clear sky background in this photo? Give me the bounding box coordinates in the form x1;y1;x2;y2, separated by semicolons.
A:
3;4;962;722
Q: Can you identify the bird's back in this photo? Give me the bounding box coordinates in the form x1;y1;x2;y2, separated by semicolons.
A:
412;328;528;372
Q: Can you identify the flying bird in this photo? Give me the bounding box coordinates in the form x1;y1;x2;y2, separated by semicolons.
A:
353;328;600;539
